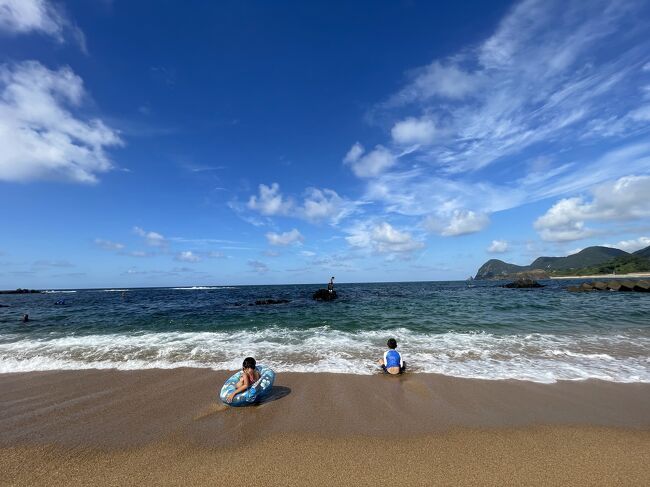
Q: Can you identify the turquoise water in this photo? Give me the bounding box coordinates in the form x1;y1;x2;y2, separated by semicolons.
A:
0;281;648;382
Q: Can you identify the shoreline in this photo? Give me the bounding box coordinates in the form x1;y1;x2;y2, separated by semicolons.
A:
550;272;650;279
1;369;649;485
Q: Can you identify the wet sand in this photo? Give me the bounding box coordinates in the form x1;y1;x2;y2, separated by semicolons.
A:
1;369;649;486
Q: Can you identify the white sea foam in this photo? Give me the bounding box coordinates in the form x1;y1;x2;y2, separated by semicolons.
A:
101;289;128;292
171;286;237;290
42;290;77;294
0;327;648;383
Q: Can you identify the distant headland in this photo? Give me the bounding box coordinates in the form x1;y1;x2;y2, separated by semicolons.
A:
475;245;650;280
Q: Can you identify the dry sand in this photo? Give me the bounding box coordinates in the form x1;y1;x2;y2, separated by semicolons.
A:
1;369;649;486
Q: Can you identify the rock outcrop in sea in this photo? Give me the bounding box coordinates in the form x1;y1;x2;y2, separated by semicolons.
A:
312;289;338;301
502;278;545;289
0;289;42;295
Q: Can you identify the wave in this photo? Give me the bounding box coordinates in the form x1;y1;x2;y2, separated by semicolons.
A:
101;289;128;292
1;327;648;383
42;290;77;294
171;286;237;290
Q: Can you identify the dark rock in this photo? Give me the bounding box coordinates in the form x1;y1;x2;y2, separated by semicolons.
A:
607;280;621;291
579;283;594;291
502;278;545;289
633;280;650;292
0;288;42;294
253;299;290;306
592;281;608;290
618;280;636;291
567;286;581;292
313;289;338;301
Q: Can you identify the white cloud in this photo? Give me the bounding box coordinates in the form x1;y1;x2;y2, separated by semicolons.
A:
0;0;86;51
429;210;490;237
603;236;650;253
175;251;201;263
391;117;437;145
342;143;396;178
0;61;121;183
535;175;650;242
300;188;355;224
390;61;479;104
94;238;124;251
133;226;167;247
266;229;304;246
343;142;364;164
346;221;424;254
487;240;509;253
345;0;650;237
247;182;293;216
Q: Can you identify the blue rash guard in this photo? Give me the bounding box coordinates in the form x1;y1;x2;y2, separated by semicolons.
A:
383;349;403;369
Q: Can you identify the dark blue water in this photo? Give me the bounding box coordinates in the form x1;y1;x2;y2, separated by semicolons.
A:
1;281;648;382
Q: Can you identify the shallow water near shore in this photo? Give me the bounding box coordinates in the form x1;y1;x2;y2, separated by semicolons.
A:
0;281;648;382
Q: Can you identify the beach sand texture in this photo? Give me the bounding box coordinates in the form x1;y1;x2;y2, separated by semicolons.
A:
1;369;649;486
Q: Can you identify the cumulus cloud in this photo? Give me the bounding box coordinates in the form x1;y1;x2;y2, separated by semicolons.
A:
346;221;424;254
391;117;437;145
342;143;396;178
487;240;509;253
0;61;121;183
534;175;650;242
242;183;356;226
94;238;124;251
266;229;304;246
247;183;293;216
175;251;201;263
133;226;167;247
300;188;355;224
424;210;490;237
603;236;650;253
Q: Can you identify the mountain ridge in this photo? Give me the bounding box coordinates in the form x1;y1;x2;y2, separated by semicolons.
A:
475;245;650;280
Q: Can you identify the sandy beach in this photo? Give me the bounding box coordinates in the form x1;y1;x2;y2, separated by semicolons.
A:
1;369;649;486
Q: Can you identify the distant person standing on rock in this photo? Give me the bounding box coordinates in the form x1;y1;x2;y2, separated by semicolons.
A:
328;276;335;294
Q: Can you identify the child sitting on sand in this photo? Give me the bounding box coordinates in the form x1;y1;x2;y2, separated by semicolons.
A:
226;357;260;403
377;338;406;375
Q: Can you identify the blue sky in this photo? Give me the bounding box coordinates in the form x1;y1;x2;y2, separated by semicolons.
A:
1;0;650;288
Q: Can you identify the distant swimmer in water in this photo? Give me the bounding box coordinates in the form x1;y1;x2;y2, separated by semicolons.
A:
328;276;335;294
22;313;29;323
377;338;406;375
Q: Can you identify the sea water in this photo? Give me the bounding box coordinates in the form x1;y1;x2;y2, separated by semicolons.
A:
0;281;648;383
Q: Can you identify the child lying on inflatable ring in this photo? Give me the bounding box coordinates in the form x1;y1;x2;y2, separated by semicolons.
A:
226;356;260;403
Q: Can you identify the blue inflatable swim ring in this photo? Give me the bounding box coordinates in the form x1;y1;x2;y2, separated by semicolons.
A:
220;365;275;406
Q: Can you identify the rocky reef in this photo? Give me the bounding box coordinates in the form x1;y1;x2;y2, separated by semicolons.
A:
502;278;545;289
0;289;42;295
312;289;338;301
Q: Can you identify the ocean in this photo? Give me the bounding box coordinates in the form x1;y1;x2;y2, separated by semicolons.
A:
0;281;648;383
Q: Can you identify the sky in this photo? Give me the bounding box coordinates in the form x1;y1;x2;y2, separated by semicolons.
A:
0;0;649;289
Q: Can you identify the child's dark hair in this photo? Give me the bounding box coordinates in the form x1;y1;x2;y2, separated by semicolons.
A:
242;357;256;369
387;338;397;349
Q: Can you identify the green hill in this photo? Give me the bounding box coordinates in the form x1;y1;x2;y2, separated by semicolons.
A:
633;245;650;258
475;245;650;279
556;254;650;276
474;259;528;279
529;246;627;271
